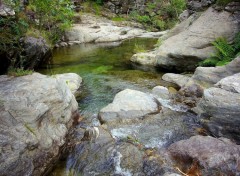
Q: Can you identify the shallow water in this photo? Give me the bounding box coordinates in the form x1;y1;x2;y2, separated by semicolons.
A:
38;38;177;175
38;38;173;117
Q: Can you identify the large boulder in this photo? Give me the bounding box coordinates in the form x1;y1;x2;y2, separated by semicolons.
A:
195;73;240;143
98;89;161;125
0;73;79;176
155;7;239;72
168;135;240;175
22;36;51;69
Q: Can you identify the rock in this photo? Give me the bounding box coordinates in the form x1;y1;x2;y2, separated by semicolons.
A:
110;107;196;148
196;86;240;143
55;73;82;96
22;36;51;69
173;84;204;108
130;52;157;66
64;14;167;45
66;126;144;176
162;73;190;88
179;10;190;21
98;89;161;125
190;56;240;87
215;73;240;93
152;86;170;100
0;5;15;17
187;0;215;12
168;135;240;175
155;7;239;72
0;73;79;176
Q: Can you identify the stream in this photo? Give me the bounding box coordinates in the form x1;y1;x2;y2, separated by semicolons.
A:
38;38;173;118
38;38;190;176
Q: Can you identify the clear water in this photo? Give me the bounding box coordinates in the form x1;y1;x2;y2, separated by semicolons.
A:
38;38;173;118
37;38;176;175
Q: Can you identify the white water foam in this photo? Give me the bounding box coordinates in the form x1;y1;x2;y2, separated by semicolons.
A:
111;149;132;176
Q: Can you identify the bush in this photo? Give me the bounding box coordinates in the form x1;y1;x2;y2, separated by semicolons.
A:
129;0;186;31
0;0;74;71
200;32;240;67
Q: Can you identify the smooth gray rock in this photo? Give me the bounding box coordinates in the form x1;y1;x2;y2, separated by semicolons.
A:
152;86;170;100
168;135;240;175
215;73;240;94
190;56;240;87
55;73;82;96
196;87;240;143
155;7;239;71
130;52;157;66
0;73;78;176
99;89;161;125
162;73;190;88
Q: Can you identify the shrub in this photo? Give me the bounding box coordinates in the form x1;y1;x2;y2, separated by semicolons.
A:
129;0;186;31
200;32;240;67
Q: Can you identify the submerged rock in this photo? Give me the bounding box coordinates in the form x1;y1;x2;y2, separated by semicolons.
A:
168;135;240;175
0;73;79;176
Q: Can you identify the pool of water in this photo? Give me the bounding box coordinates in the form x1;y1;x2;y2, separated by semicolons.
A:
38;38;173;117
38;38;176;175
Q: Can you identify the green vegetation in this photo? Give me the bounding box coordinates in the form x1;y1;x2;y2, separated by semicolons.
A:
8;67;33;77
200;32;240;67
134;44;147;53
81;1;103;15
129;0;186;31
0;0;74;71
111;16;126;22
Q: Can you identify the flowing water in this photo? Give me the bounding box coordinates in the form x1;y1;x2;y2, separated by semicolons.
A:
38;38;179;175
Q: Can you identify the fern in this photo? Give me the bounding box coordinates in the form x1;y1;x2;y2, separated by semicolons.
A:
200;32;240;67
212;37;235;59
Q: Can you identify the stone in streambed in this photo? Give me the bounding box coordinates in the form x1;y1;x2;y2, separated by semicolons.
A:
168;135;240;175
99;89;161;125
